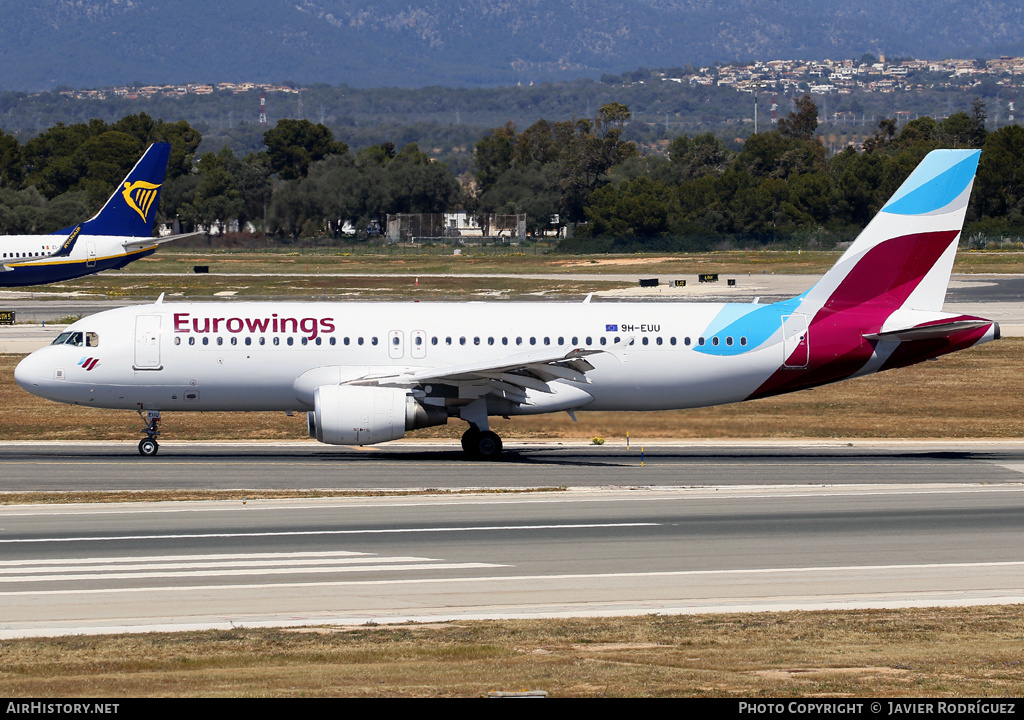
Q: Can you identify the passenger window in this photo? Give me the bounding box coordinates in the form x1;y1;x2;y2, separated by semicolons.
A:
726;337;733;346
174;337;181;346
287;337;294;346
586;336;592;345
231;337;238;346
371;337;378;346
698;337;705;346
544;337;550;345
358;337;364;345
301;337;307;346
740;337;747;346
656;337;663;345
217;337;224;346
392;336;400;345
516;337;523;345
460;337;466;345
642;337;649;345
600;337;607;346
273;337;280;346
530;337;536;345
189;337;195;346
487;337;494;345
712;337;719;346
259;337;266;346
245;337;252;346
203;337;210;346
474;337;480;345
572;336;578;345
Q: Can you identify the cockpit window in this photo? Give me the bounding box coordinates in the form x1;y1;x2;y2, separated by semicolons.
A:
86;332;99;347
51;331;85;347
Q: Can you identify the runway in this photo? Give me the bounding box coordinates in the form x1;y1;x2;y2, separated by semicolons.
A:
1;442;1022;637
1;481;1021;638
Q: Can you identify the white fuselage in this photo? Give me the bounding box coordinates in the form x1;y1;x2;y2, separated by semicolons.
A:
17;300;793;414
1;234;157;287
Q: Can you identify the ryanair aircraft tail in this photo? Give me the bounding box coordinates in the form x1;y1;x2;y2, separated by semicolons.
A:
1;143;185;286
55;142;171;243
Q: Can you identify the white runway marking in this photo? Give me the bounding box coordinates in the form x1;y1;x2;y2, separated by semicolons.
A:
0;522;659;544
0;549;508;592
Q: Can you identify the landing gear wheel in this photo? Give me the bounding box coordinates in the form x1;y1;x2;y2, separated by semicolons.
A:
137;410;162;457
473;431;503;460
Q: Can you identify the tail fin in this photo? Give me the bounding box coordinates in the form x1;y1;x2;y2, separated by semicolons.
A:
801;149;980;315
53;143;172;239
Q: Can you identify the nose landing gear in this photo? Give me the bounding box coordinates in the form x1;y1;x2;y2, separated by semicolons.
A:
137;410;161;456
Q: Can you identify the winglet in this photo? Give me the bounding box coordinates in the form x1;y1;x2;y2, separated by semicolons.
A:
49;224;83;258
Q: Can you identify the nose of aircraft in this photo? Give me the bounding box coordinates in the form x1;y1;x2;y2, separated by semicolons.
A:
14;351;49;396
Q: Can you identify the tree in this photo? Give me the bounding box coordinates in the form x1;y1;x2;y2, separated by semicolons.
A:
263;119;348;180
584;176;674;239
778;94;819;142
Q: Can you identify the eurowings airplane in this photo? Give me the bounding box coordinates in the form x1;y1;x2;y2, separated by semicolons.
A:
0;143;193;286
15;149;998;458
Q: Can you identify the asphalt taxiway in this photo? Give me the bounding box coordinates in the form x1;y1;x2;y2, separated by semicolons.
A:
1;480;1021;637
4;440;1024;490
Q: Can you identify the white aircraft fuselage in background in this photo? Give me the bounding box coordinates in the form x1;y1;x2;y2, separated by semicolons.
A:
14;149;999;458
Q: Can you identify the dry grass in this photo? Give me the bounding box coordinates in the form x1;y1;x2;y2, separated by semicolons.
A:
3;338;1022;443
0;607;1021;697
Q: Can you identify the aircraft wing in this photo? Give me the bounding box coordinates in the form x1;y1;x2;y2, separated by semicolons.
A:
122;231;204;251
356;347;604;405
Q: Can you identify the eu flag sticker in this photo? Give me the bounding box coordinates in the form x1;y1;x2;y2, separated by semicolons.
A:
605;324;618;331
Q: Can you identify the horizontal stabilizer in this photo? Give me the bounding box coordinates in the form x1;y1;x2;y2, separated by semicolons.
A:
865;318;998;343
122;231;204;251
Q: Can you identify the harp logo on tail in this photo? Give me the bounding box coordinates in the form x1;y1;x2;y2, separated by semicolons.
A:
122;181;162;223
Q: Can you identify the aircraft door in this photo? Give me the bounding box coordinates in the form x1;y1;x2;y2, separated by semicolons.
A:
86;242;97;268
782;314;809;369
411;330;426;359
134;315;162;369
388;330;404;359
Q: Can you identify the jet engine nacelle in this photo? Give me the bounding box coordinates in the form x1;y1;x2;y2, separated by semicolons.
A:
308;385;447;445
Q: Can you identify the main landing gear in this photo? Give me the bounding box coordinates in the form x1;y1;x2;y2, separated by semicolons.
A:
461;426;503;460
137;410;161;457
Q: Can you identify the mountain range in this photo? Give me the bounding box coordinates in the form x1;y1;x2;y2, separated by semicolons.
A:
1;0;1023;90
